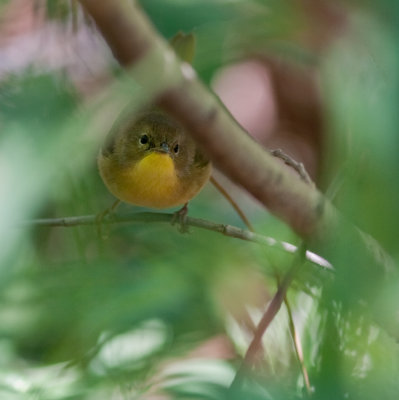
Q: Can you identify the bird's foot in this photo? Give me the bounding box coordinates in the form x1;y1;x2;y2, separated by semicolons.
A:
171;203;189;233
96;200;121;239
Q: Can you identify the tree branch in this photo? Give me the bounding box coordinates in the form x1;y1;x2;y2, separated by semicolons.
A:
77;0;395;274
78;0;336;239
23;212;332;270
229;244;307;391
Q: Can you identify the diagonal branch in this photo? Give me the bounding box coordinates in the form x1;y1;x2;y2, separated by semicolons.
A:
77;0;395;274
78;0;336;239
229;244;307;391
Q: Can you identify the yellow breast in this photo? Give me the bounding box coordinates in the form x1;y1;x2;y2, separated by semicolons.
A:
100;152;188;209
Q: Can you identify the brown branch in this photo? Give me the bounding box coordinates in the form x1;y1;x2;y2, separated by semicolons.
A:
210;176;255;232
78;0;336;239
22;212;332;270
211;172;312;386
77;0;395;274
229;244;307;391
67;4;394;394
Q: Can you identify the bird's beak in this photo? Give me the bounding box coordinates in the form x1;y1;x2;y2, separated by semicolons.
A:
156;142;170;154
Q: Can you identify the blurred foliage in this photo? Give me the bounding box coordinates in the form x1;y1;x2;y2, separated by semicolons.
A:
141;0;313;83
46;0;71;21
0;0;399;399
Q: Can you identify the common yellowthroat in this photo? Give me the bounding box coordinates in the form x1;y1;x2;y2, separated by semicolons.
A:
98;109;212;209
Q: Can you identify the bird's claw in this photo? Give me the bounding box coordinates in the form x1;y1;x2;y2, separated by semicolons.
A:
171;203;189;233
96;200;120;239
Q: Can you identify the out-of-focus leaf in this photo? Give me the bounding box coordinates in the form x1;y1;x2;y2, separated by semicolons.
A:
321;16;399;252
169;31;196;64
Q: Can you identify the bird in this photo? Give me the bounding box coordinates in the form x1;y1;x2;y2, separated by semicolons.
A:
98;109;212;211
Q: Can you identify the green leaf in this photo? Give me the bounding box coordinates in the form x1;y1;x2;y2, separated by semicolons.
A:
169;31;197;64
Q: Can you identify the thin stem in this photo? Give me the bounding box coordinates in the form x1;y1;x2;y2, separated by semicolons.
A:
270;149;314;186
211;174;312;389
210;176;254;232
284;296;312;395
229;244;307;392
21;212;332;270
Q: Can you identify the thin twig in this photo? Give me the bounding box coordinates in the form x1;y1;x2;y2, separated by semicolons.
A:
210;176;254;232
270;149;314;186
229;244;307;392
210;175;312;385
211;168;313;386
284;296;311;395
22;212;332;270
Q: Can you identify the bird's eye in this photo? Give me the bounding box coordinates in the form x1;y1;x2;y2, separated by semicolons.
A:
173;144;179;154
139;134;149;145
